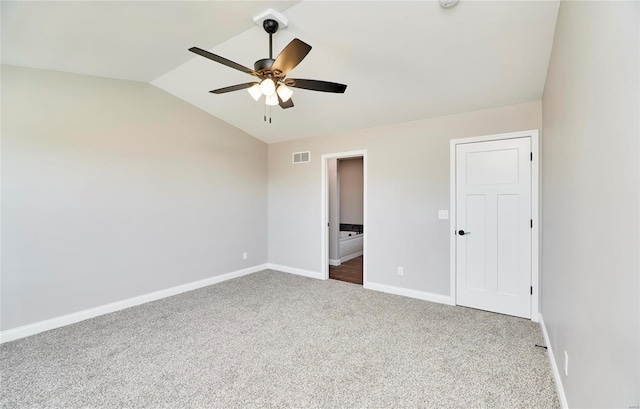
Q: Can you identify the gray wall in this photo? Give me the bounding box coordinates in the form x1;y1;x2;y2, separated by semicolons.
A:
268;101;541;295
338;158;363;225
541;1;639;407
1;66;268;331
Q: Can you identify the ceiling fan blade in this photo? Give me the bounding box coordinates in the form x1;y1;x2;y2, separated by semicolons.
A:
278;95;294;109
209;82;258;94
286;79;347;93
271;39;312;76
189;47;256;76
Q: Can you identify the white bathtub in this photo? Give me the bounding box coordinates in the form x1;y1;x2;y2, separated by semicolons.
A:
338;231;363;263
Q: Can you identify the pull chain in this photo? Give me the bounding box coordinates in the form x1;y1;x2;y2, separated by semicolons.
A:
263;103;273;124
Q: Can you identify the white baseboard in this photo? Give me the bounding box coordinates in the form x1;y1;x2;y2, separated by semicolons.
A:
539;314;568;408
340;250;363;263
328;259;341;266
0;263;269;344
266;263;324;280
364;281;455;306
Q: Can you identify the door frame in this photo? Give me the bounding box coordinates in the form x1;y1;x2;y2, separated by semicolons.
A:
320;150;368;284
449;130;540;322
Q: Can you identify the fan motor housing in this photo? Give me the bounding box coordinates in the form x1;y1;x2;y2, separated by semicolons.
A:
254;58;275;72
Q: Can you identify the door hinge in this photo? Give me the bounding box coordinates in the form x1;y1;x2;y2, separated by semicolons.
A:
530;152;533;161
530;219;533;228
530;286;533;295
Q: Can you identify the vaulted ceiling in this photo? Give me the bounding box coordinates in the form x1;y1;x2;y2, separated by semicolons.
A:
2;1;559;144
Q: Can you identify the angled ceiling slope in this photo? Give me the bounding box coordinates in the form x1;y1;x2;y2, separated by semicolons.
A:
153;1;559;143
1;1;299;82
2;1;559;144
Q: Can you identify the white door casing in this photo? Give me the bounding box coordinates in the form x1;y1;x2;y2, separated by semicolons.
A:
320;150;368;284
455;136;532;319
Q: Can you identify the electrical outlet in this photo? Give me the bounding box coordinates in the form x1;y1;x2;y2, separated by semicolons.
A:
397;266;404;276
564;351;569;376
438;210;449;220
243;252;248;260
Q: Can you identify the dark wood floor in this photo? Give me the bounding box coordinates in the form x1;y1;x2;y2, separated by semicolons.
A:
329;256;363;285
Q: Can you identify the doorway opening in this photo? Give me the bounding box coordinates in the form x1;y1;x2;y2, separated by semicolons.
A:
321;151;367;285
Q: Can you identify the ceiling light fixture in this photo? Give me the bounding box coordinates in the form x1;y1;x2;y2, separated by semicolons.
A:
247;83;262;101
259;78;276;96
276;84;293;102
265;93;279;106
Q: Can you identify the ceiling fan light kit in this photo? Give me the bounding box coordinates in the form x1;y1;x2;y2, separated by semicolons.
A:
259;77;276;96
189;12;347;122
276;84;293;102
265;93;279;106
247;83;262;101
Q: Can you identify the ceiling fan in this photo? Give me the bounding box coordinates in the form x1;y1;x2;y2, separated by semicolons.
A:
188;18;347;112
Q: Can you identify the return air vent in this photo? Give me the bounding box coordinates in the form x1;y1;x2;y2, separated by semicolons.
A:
292;151;310;164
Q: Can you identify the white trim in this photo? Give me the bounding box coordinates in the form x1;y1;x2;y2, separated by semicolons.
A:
449;139;457;306
449;129;537;145
340;250;363;263
0;263;269;343
539;314;568;408
531;131;540;322
449;129;540;322
364;282;455;306
266;263;323;280
328;259;342;266
320;150;368;285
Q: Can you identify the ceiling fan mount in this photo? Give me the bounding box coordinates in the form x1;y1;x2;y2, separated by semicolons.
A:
262;18;279;35
188;16;347;114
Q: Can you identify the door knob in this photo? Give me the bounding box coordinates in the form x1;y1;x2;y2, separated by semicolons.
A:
458;230;470;236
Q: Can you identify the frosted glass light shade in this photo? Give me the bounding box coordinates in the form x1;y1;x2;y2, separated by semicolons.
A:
276;84;293;102
260;79;276;96
265;93;279;106
247;84;262;101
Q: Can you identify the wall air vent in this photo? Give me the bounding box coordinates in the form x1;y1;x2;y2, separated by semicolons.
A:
292;151;311;164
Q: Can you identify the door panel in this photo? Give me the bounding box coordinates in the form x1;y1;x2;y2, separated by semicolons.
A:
497;194;519;296
456;137;531;318
465;194;486;291
466;148;520;185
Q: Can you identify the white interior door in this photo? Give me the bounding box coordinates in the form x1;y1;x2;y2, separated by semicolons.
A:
455;137;531;318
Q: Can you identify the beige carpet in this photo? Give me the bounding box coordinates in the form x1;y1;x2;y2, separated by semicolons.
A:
1;270;559;408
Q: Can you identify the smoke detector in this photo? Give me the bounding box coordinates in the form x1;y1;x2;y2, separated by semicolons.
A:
440;0;459;8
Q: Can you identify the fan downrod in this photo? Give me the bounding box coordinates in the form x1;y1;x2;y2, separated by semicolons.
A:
255;18;279;72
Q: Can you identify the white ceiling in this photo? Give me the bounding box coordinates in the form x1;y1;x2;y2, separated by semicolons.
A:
1;1;298;82
2;1;559;144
